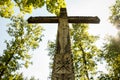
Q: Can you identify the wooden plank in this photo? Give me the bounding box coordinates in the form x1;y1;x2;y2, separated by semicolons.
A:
68;16;100;23
27;17;58;23
27;16;100;23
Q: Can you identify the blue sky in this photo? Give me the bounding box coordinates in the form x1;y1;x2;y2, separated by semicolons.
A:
0;0;117;79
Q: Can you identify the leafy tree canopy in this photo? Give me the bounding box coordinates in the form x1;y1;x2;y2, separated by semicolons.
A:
0;14;43;79
109;0;120;27
71;24;100;80
0;0;66;18
102;35;120;79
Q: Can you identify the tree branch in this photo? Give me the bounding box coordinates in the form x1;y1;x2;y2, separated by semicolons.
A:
79;44;90;80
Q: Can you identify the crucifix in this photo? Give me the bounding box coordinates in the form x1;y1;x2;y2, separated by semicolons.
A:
28;8;100;80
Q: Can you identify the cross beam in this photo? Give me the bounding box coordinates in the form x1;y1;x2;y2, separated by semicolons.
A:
28;8;100;24
28;16;100;23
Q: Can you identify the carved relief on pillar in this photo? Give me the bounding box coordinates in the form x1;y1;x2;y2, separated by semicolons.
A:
52;53;75;80
58;18;69;54
54;53;73;73
52;73;75;80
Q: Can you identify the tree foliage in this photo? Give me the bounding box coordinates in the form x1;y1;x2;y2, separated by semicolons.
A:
0;0;66;18
0;15;43;79
109;0;120;27
101;35;120;80
46;0;66;15
71;24;100;80
47;24;100;80
97;73;112;80
103;0;120;79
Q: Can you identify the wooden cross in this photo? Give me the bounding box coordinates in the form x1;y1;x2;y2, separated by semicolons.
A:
28;8;100;80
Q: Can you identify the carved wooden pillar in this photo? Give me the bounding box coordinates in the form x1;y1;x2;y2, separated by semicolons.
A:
51;8;75;80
